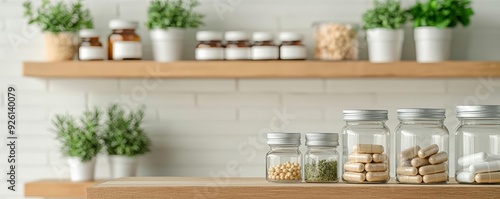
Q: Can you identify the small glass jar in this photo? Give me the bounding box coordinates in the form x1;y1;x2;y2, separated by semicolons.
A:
395;109;449;184
314;22;358;61
224;31;251;60
252;32;278;60
342;110;390;183
266;132;302;183
455;105;500;184
279;32;307;60
304;132;339;183
195;31;224;60
108;19;142;60
78;29;104;61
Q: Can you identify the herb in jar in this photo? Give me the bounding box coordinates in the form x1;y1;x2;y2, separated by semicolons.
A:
305;159;338;182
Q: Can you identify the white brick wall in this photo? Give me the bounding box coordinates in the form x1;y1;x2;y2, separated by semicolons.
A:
0;0;500;198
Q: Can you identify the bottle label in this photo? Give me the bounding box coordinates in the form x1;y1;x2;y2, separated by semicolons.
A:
113;41;142;60
280;46;307;60
79;46;104;60
252;46;279;60
225;47;251;60
196;48;224;60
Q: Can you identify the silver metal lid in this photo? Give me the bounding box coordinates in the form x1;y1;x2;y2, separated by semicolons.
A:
343;110;388;121
267;132;301;145
397;108;446;120
305;132;338;147
457;105;500;118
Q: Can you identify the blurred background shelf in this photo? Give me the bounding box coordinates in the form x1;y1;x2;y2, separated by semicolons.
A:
23;61;500;78
25;180;101;198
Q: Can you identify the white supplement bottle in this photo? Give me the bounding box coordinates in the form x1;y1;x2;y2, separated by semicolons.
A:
252;32;278;60
195;31;224;60
279;32;307;60
224;31;251;60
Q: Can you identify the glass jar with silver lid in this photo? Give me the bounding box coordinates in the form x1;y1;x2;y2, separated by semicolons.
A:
455;105;500;184
395;108;449;184
342;110;390;183
266;132;302;182
304;132;339;183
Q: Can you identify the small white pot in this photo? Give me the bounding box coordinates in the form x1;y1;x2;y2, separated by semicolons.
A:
150;28;185;62
414;27;452;63
67;157;96;182
109;155;139;179
367;28;404;63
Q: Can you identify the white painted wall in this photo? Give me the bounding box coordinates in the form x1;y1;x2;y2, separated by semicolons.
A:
0;0;500;198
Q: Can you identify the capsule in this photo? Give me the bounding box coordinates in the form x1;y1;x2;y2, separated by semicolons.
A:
469;160;500;174
475;171;500;183
365;163;388;172
372;154;387;163
418;144;439;158
348;153;373;163
456;171;475;183
343;172;365;182
398;175;422;183
411;157;430;168
353;144;384;154
366;172;389;182
458;152;500;167
429;151;448;165
397;166;418;176
400;145;420;160
344;162;365;172
399;160;412;167
423;172;448;183
419;163;447;175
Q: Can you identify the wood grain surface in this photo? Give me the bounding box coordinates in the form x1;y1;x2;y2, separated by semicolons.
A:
25;180;100;198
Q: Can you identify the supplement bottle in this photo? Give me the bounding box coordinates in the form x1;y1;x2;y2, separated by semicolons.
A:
195;31;224;60
279;32;307;60
108;19;142;60
78;29;104;61
342;110;390;183
224;31;251;60
455;105;500;184
252;32;278;60
266;132;302;183
395;109;449;184
304;133;339;183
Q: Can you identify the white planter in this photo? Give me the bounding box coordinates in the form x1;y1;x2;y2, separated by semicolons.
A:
367;28;404;63
414;27;452;63
150;28;185;62
67;157;96;182
109;155;139;179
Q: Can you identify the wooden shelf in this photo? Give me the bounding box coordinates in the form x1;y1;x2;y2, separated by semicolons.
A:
23;61;500;78
87;177;500;199
25;180;101;198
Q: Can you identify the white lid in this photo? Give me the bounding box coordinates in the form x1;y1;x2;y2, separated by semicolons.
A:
196;31;223;41
109;19;138;29
224;31;249;41
79;29;99;38
253;32;274;41
279;32;303;41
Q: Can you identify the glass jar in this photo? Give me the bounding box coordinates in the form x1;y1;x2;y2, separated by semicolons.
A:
279;32;307;60
342;110;390;183
108;19;142;60
224;31;251;60
78;29;104;61
395;109;449;184
266;132;302;183
314;22;358;61
304;132;339;183
455;105;500;184
195;31;224;60
252;32;278;60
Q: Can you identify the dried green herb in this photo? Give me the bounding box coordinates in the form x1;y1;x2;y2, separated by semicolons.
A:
305;159;338;182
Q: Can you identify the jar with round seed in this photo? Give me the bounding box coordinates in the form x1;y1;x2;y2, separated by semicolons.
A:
266;132;302;182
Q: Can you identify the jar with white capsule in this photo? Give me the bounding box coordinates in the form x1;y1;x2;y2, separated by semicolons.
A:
252;32;278;60
455;105;500;184
266;132;302;183
224;31;251;60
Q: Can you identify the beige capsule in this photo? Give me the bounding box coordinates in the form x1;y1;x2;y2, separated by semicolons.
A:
475;171;500;183
418;144;439;158
419;163;447;175
397;166;418;176
398;175;423;183
429;151;448;165
365;163;388;172
411;157;430;168
423;172;448;183
399;159;412;167
348;153;373;163
366;172;389;182
372;154;387;163
400;145;421;160
343;172;366;183
344;162;365;172
353;144;384;154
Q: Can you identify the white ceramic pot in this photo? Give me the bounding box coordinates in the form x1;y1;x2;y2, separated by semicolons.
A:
109;155;139;179
367;28;404;63
150;28;185;62
67;157;96;182
414;27;452;63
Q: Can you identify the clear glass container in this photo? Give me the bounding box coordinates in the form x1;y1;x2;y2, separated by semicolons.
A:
304;133;339;183
266;132;302;183
455;105;500;184
314;22;358;61
279;32;307;60
342;110;390;183
195;31;224;60
395;109;449;184
108;19;142;60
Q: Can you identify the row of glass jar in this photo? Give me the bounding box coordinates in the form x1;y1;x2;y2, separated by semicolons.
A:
195;31;307;61
266;105;500;184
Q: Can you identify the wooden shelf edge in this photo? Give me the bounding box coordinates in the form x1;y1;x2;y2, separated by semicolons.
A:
25;180;101;198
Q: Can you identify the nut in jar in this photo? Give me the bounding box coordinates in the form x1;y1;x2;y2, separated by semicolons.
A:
314;22;358;61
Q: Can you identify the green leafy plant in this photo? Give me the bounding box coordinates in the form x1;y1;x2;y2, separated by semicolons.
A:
23;0;93;33
410;0;474;28
362;0;409;29
102;104;151;157
52;108;102;162
146;0;204;30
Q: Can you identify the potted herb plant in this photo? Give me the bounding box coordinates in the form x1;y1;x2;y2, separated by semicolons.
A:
52;108;102;182
103;104;151;178
363;0;408;63
146;0;204;62
24;0;93;61
410;0;473;62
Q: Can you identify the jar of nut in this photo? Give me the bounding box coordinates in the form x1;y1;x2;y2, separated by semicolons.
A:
266;132;302;183
314;22;358;61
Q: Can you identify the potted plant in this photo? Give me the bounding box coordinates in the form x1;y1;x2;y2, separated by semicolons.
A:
410;0;473;62
103;104;151;178
146;0;204;62
363;0;408;63
52;108;102;182
23;0;93;61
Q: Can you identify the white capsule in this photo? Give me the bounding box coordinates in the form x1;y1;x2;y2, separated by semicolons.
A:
469;160;500;174
458;152;500;167
456;171;475;183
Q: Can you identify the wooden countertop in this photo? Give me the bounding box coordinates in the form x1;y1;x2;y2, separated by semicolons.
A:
25;180;101;198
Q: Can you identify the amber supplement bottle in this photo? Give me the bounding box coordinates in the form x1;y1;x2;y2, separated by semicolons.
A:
108;19;142;60
78;29;104;61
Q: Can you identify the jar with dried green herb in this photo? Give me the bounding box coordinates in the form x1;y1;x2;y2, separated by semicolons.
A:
304;133;339;183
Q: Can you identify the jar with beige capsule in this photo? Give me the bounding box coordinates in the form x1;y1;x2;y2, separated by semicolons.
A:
195;31;224;60
224;31;251;60
314;22;358;61
108;19;142;60
78;29;104;61
266;132;302;183
251;32;278;60
279;32;307;60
